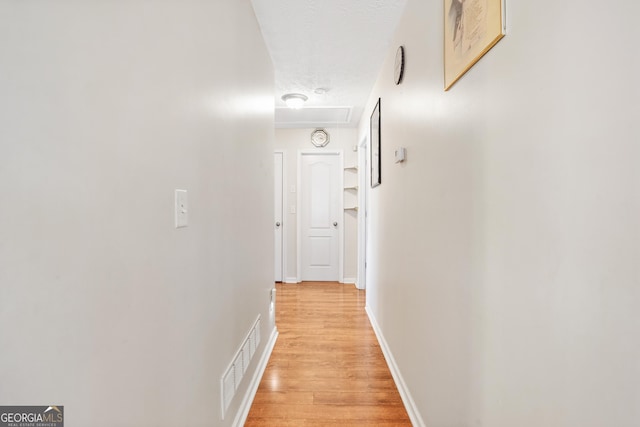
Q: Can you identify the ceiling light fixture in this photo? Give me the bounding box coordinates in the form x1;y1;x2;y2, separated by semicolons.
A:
281;93;308;109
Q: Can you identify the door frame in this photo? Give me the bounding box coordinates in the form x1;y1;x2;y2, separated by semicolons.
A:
296;149;344;283
357;136;368;290
274;150;287;283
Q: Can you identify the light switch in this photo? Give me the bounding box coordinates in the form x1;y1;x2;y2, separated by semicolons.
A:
175;189;188;228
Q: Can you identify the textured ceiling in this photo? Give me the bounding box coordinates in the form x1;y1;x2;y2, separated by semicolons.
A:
251;0;407;128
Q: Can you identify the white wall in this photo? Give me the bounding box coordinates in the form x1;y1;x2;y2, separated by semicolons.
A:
361;0;640;426
0;1;275;425
275;128;358;283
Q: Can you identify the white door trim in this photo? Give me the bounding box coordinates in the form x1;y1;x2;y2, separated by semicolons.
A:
274;150;287;283
296;149;344;283
357;137;368;290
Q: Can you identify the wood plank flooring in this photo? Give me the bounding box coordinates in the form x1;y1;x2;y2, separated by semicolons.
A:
245;282;411;426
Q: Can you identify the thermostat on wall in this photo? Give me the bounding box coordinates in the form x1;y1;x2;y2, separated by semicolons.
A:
394;147;406;163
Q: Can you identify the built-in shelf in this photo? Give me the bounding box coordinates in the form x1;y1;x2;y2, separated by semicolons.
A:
344;207;358;211
344;166;358;171
343;186;358;191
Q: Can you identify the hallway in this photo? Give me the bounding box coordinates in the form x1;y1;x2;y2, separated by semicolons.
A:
245;282;411;426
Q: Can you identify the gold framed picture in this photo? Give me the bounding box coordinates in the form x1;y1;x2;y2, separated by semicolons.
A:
444;0;506;90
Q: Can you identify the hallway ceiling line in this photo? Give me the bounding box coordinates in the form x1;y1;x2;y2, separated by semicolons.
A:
251;0;408;128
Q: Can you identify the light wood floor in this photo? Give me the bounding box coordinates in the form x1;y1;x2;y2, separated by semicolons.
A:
245;282;412;426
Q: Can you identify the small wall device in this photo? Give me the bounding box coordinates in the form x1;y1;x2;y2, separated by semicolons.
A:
394;147;406;163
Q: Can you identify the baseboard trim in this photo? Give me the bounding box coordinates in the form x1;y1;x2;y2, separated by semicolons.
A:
365;306;426;427
284;277;298;284
232;326;279;427
342;277;356;284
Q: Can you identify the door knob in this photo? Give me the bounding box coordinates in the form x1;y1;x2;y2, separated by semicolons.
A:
276;222;281;227
333;221;338;227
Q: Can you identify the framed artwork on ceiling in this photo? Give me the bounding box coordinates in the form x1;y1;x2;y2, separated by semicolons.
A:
370;98;381;188
444;0;506;90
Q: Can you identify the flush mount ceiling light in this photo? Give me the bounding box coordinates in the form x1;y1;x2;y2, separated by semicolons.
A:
281;93;308;109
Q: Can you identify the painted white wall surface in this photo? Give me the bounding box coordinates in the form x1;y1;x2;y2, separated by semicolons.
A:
274;128;358;283
360;0;640;426
0;1;275;426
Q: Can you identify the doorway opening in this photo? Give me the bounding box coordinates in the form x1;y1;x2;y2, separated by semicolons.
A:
357;137;368;290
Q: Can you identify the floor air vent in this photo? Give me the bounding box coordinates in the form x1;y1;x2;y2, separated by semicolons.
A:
221;315;262;419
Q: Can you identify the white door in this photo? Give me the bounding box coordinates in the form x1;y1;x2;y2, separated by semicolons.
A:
274;152;284;282
300;152;342;281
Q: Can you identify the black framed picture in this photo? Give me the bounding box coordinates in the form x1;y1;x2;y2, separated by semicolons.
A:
370;98;381;188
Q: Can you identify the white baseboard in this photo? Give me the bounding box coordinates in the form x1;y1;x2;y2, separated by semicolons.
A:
342;277;356;284
365;306;426;427
284;277;298;284
232;326;279;427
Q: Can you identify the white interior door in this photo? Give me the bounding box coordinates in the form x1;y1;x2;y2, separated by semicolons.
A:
300;152;341;281
274;152;284;282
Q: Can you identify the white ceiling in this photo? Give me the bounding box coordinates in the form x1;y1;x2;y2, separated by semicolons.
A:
251;0;407;128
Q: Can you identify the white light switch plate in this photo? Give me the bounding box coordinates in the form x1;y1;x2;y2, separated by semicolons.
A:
175;189;188;228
